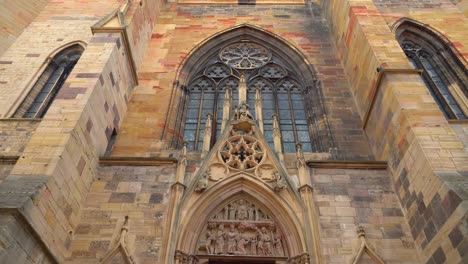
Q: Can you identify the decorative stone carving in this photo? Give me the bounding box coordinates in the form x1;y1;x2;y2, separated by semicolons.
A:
196;198;286;257
175;250;199;264
234;102;253;121
195;169;209;192
219;42;271;70
272;170;287;192
287;253;310;264
206;163;228;182
220;135;264;171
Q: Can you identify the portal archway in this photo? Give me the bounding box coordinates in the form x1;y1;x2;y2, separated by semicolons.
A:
175;174;309;264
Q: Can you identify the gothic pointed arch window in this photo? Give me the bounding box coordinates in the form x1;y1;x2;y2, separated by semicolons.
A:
181;41;316;153
14;44;84;118
396;20;468;120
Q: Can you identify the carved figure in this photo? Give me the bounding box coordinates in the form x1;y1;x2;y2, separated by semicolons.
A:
226;225;238;254
236;199;248;220
205;230;215;255
195;170;210;192
237;235;250;255
273;170;287;191
236;102;253;120
250;238;257;256
247;205;255;221
274;233;283;256
256;227;273;256
215;225;226;254
228;204;236;220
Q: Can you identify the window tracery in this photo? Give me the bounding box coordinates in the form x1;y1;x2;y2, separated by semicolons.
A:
182;41;315;153
396;20;468;120
14;44;84;118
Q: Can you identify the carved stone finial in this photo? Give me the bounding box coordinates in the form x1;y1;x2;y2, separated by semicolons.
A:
221;88;232;132
272;114;284;161
175;142;188;183
296;142;306;167
238;74;247;105
254;87;264;132
202;113;213;157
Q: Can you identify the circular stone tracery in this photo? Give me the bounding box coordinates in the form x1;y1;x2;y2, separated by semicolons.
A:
219;42;272;70
220;135;264;170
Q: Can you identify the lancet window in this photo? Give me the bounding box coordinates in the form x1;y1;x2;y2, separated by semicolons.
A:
396;21;468;120
14;44;84;118
182;42;313;153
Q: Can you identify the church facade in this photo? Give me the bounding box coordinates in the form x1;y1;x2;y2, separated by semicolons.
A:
0;0;467;263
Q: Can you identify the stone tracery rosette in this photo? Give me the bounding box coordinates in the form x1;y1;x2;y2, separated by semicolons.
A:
219;134;264;171
196;198;287;257
219;42;272;70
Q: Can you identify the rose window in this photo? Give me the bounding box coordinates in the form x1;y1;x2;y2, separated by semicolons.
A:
220;135;264;170
219;42;271;70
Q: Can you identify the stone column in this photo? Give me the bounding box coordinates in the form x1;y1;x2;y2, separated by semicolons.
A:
201;113;212;158
255;87;264;133
296;143;323;264
238;74;247;105
272;113;284;162
221;87;231;132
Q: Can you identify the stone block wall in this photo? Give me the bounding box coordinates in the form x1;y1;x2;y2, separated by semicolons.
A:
0;212;55;264
312;167;419;264
67;165;174;264
321;0;468;263
0;0;49;56
0;119;39;156
0;1;163;262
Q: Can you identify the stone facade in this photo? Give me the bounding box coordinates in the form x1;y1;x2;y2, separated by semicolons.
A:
0;1;467;264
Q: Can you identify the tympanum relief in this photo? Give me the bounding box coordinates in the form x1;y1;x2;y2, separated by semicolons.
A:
197;198;286;257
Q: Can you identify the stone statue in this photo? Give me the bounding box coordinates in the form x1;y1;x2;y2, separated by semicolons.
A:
237;235;250;255
237;102;253;120
250;238;257;256
195;170;210;192
205;230;215;255
228;204;236;220
247;205;255;221
236;199;248;220
256;226;273;256
272;170;287;191
226;224;238;254
273;233;283;256
215;225;226;254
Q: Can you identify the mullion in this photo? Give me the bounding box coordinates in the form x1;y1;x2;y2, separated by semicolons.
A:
193;89;205;151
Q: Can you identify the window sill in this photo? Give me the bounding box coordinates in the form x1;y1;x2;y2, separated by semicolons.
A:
448;119;468;124
0;118;42;122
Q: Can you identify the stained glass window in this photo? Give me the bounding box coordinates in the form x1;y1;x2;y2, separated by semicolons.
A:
181;42;316;152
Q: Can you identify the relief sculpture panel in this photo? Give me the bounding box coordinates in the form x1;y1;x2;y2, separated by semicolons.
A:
196;198;286;257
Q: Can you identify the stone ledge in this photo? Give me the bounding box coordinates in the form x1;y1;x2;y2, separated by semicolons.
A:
0;156;19;164
99;156;178;166
306;160;387;169
0;175;48;208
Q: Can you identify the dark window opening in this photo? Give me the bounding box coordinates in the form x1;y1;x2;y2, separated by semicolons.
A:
14;44;84;118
